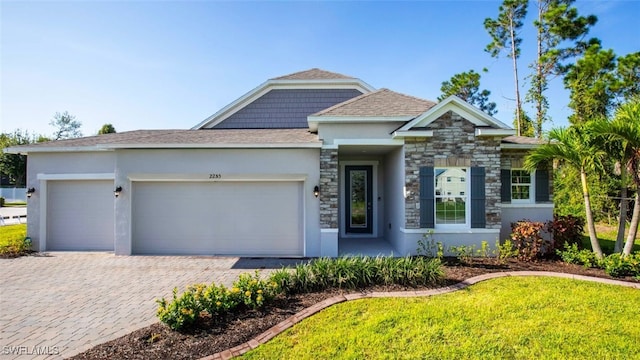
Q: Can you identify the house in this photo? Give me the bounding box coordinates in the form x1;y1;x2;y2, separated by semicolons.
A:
6;69;553;256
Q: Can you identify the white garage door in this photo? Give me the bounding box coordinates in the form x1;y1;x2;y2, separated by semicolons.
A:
47;180;115;251
132;181;303;256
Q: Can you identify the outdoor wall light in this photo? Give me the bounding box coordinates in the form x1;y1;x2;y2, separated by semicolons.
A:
313;185;320;198
114;186;123;198
26;187;36;198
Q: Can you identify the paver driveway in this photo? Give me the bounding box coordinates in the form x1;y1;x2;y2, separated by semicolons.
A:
0;252;299;359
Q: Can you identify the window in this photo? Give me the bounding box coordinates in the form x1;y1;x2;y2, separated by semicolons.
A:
511;169;533;202
434;168;468;225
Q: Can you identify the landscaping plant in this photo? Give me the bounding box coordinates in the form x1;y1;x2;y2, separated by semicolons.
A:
157;256;444;331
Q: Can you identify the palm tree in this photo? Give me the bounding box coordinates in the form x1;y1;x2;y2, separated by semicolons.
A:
524;126;605;259
591;98;640;256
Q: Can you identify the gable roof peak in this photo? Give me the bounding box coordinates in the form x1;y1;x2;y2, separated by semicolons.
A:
312;87;436;118
272;68;355;81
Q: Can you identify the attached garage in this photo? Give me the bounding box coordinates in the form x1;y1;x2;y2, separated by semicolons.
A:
131;181;303;256
46;180;115;251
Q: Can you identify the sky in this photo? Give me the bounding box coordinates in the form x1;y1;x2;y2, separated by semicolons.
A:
1;0;639;138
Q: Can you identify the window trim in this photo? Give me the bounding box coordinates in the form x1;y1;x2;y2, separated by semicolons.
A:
510;169;535;204
434;167;470;228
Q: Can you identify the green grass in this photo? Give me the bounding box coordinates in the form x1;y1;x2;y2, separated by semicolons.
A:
242;277;640;359
0;224;29;256
582;223;640;254
3;202;27;207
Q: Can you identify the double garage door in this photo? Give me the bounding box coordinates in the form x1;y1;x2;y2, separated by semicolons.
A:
45;180;303;256
131;181;303;256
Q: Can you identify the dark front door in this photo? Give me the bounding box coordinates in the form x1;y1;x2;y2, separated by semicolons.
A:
345;165;373;234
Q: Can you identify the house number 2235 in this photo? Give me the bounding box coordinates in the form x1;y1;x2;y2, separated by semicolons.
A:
209;174;222;179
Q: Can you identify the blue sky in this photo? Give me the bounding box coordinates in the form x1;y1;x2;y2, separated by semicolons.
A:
1;1;639;137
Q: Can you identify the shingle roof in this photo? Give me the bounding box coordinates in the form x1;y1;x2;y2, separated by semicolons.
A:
312;88;436;117
6;129;320;152
272;68;355;80
502;136;547;145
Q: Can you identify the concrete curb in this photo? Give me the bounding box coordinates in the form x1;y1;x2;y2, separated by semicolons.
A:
200;271;640;360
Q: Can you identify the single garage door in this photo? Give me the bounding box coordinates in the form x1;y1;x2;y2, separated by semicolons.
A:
47;180;115;251
132;181;303;256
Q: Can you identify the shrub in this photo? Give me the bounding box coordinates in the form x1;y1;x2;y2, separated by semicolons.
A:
547;214;585;250
448;245;476;264
273;256;444;295
158;256;444;331
233;271;279;309
600;253;640;278
496;239;519;263
557;243;599;268
417;231;444;258
510;220;548;261
156;286;204;330
0;197;4;207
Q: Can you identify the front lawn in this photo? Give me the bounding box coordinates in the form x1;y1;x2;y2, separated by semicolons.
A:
583;223;640;254
242;276;640;359
0;223;29;256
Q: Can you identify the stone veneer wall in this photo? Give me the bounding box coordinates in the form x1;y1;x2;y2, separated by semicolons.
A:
404;111;503;229
319;148;338;228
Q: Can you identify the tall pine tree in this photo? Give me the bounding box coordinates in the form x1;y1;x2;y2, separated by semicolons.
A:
485;0;528;135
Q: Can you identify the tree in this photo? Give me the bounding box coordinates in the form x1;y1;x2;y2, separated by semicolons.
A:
50;111;82;140
485;0;528;136
438;69;497;116
591;98;640;256
564;46;640;125
527;0;597;138
515;105;535;137
564;42;617;124
613;52;640;103
0;130;42;187
98;124;116;134
525;126;605;259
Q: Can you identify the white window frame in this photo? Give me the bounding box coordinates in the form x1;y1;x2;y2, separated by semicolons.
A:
511;169;535;204
434;167;470;228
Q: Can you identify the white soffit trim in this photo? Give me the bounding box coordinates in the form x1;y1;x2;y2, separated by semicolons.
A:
392;130;434;138
37;173;115;180
398;95;511;131
128;173;308;182
475;128;516;136
192;78;376;130
332;139;404;146
4;146;113;154
308;116;414;132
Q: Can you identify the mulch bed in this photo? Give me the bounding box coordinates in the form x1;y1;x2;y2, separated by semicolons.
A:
70;258;638;360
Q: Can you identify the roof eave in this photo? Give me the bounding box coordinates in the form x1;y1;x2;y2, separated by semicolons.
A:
103;143;322;149
4;145;114;154
308;115;415;132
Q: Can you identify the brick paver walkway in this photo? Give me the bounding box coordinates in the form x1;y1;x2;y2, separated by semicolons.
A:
0;252;298;359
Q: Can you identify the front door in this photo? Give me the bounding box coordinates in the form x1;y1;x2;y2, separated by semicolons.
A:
345;165;373;234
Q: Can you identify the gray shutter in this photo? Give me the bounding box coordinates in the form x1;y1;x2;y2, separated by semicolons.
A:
419;167;434;228
501;169;512;202
470;167;486;228
535;169;550;202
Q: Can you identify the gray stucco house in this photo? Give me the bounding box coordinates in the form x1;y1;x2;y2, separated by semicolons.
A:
7;69;553;256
